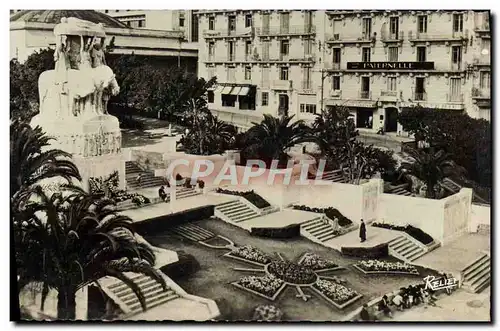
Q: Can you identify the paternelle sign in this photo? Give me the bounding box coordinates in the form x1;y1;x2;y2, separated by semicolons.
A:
347;62;435;70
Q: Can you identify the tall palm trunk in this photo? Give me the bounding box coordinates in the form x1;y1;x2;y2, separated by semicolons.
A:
57;285;77;320
426;181;436;199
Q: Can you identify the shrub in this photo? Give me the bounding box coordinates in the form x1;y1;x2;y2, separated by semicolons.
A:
197;180;205;189
159;251;200;280
341;243;389;258
292;205;353;227
251;224;301;239
252;305;283;322
216;188;271;209
372;222;434;245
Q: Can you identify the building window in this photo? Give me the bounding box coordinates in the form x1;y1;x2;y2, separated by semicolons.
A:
228;15;236;31
208;17;215;30
361;76;370;99
388;47;398;61
228;41;235;61
332;76;341;90
418;15;428;33
304;38;313;56
300;104;317;114
245;41;252;58
280;12;290;33
387;76;397;91
207;91;214;103
280;67;289;80
179;13;185;27
208;42;215;57
450;77;461;101
280;40;289;55
262;92;269;106
245;14;253;28
362;47;371;62
303;67;311;89
362;17;372;38
415;77;426;100
453;13;464;32
222;94;236;107
227;67;236;81
245;67;252;80
333;48;341;63
389;16;399;37
416;46;426;62
191;14;199;42
262;40;270;60
452;46;462;63
480;71;490;89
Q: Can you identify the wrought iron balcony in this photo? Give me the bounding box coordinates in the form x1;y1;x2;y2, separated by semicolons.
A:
450;62;463;71
447;93;464;103
413;92;427;101
256;25;316;37
381;30;404;42
203;27;254;38
380;90;398;97
329;90;342;99
271;80;293;90
408;30;469;41
359;90;372;99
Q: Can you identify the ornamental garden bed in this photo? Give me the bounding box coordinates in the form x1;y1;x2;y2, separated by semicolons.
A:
231;275;286;301
216;188;271;209
311;279;363;309
353;260;419;276
292;205;353;227
224;245;273;266
372;222;433;245
297;253;343;272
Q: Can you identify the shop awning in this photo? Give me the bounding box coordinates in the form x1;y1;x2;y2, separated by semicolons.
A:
238;86;250;96
214;85;224;94
230;86;242;95
221;86;233;95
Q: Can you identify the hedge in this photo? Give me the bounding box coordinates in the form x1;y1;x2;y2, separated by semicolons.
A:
134;205;214;235
250;224;301;239
159;251;201;280
372;222;434;245
341;243;389;258
216;188;271;209
292;205;353;227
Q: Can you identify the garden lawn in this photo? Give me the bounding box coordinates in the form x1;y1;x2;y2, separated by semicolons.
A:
144;218;439;321
120;115;186;148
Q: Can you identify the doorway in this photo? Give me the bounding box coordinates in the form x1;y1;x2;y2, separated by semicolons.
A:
356;109;373;129
278;94;289;116
385;107;399;132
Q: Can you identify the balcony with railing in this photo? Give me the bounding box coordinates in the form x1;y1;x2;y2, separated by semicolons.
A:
329;90;342;99
472;87;490;99
447;93;464;103
381;30;404;42
380;90;399;101
271;80;293;90
413;91;427;101
450;62;463;71
203;27;254;38
325;32;376;44
256;25;316;37
298;80;315;94
408;29;468;42
358;90;372;99
205;54;314;64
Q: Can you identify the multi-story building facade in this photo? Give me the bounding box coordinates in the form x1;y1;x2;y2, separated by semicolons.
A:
196;10;491;131
100;10;199;42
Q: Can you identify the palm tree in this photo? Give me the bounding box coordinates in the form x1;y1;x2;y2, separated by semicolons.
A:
14;187;167;320
242;114;314;167
399;147;466;199
10;120;81;199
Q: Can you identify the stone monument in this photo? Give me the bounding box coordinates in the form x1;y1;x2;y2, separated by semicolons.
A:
30;17;125;191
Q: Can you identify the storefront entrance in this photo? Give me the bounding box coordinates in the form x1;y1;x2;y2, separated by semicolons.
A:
385;107;399;132
278;94;289;116
356;108;374;129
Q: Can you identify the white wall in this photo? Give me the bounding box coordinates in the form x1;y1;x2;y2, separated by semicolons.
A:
469;204;490;232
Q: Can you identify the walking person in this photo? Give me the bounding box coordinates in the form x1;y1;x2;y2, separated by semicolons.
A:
359;219;367;243
378;295;393;318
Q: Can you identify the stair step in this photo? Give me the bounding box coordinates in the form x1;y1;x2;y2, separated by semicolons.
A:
114;278;156;296
129;291;178;313
405;249;426;262
232;213;258;223
178;224;214;238
108;274;145;290
472;275;490;293
465;262;490;284
122;285;166;304
226;208;256;218
392;239;413;251
218;204;248;213
319;233;336;242
302;220;324;230
309;225;332;236
388;236;406;245
468;265;490;287
400;244;420;256
463;254;489;278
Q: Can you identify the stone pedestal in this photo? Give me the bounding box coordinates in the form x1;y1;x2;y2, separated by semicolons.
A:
30;114;125;192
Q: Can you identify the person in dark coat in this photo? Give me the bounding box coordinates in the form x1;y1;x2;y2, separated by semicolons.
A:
359;219;367;242
158;186;166;201
359;304;373;321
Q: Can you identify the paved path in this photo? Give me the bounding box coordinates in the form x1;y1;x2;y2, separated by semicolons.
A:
389;288;490;321
324;225;399;251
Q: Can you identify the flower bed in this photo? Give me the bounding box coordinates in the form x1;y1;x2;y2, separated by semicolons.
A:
236;274;284;299
228;245;272;265
267;261;317;285
292;205;353;227
111;189;151;207
313;279;360;305
355;260;419;275
216;188;271;209
252;305;283;321
372;222;433;245
299;253;339;271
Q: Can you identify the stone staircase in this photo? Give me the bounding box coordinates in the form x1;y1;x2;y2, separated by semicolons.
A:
215;200;259;223
176;187;202;200
441;178;489;205
125;161;167;190
169;223;216;242
388;235;426;262
385;184;412;196
301;216;337;242
461;253;490;293
106;273;179;317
